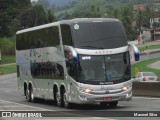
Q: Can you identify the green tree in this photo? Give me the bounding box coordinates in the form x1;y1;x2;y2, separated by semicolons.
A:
136;10;144;31
36;0;50;11
112;9;120;19
152;22;160;29
0;0;31;37
47;9;55;23
142;6;155;28
89;5;101;18
106;9;120;19
21;5;48;28
121;7;137;40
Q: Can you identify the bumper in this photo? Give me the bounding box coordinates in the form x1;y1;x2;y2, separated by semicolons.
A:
73;89;132;104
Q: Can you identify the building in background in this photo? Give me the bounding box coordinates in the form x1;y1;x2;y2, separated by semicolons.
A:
150;18;160;28
153;1;160;12
133;4;146;11
154;27;160;40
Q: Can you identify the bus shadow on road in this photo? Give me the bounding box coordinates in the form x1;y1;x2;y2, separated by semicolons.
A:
30;98;129;110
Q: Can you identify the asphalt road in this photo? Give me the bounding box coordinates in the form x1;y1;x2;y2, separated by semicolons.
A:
0;74;160;120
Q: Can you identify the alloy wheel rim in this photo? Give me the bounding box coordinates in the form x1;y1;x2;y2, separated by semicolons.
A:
26;90;29;100
56;93;60;105
31;92;34;101
63;92;68;107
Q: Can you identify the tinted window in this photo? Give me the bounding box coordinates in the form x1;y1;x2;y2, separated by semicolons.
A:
16;26;59;50
61;24;73;46
64;50;77;80
71;21;127;49
30;61;64;79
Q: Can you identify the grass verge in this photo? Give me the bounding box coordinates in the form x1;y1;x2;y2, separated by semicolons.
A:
0;64;16;75
138;44;160;51
131;58;160;78
0;56;15;64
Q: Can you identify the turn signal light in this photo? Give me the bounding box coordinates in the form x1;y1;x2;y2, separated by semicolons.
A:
157;78;159;81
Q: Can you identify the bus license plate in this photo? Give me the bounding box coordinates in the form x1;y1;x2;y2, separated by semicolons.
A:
103;97;112;101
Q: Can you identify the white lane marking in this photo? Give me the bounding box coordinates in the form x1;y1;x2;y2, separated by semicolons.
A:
89;117;116;120
133;96;160;100
0;99;53;111
4;91;11;93
0;106;25;107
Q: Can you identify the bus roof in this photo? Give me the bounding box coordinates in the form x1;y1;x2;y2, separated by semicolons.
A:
16;18;120;34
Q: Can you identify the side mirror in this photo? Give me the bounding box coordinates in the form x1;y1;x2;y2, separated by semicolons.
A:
129;44;140;63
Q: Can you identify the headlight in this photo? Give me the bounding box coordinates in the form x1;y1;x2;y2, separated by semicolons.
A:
84;88;92;93
76;85;92;93
122;86;128;91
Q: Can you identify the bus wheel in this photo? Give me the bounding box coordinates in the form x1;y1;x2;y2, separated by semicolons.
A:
26;88;31;102
24;83;27;98
27;86;35;102
109;101;118;107
25;88;28;99
56;91;62;107
63;90;71;109
30;87;35;102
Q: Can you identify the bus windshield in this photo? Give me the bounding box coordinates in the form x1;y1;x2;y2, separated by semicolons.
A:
71;21;127;49
77;52;130;84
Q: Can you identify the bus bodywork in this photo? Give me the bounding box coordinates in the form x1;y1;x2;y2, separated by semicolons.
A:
16;18;139;108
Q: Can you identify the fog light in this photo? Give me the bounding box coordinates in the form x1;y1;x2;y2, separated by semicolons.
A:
79;95;87;101
126;92;132;98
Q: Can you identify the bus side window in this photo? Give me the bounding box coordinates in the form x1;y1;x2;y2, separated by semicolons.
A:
64;50;77;79
64;50;69;70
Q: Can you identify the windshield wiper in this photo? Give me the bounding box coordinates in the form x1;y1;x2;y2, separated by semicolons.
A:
80;45;104;49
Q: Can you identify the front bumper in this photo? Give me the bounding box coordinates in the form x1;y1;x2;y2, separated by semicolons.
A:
74;88;132;104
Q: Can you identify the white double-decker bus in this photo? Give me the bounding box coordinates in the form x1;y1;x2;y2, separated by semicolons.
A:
16;18;139;108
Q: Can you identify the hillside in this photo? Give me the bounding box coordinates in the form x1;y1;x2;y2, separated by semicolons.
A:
48;0;76;5
54;0;157;18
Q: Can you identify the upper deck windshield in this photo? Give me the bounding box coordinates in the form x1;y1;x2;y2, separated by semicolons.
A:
71;20;127;49
77;52;130;84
